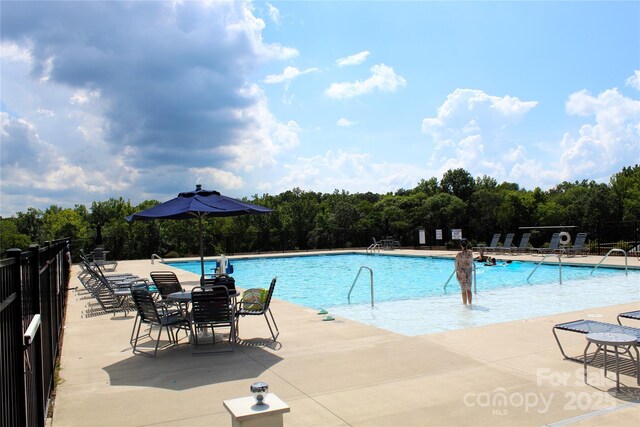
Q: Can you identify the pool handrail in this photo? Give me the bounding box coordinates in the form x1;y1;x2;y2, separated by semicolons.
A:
527;254;562;284
348;266;374;307
591;249;628;276
444;262;477;294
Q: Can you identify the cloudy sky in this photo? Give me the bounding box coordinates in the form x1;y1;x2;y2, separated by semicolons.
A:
1;1;639;217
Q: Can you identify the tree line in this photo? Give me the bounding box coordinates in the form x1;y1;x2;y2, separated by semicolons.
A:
1;165;639;260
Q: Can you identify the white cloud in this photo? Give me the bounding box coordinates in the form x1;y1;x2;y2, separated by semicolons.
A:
70;89;101;105
225;84;301;173
190;167;245;190
266;3;281;24
0;1;300;213
560;87;640;180
421;88;539;185
325;63;406;99
337;51;370;67
626;70;640;90
0;112;138;216
271;150;423;194
264;66;319;84
421;85;639;190
0;41;33;63
337;118;357;127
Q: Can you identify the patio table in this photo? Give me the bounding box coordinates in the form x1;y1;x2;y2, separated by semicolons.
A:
167;289;239;306
584;332;639;391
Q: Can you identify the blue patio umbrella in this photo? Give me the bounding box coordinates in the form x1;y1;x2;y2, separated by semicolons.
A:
126;184;273;278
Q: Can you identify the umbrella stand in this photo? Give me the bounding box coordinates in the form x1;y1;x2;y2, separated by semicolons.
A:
198;215;205;279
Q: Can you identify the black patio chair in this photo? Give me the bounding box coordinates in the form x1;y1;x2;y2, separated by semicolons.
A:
190;285;236;353
150;271;184;298
130;287;190;358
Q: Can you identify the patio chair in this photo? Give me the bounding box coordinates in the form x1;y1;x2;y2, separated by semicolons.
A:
130;287;190;358
552;319;640;362
150;271;184;299
190;285;236;352
91;247;118;271
618;310;640;326
497;233;515;254
507;233;531;255
561;232;589;257
474;233;501;253
235;277;279;341
531;232;561;255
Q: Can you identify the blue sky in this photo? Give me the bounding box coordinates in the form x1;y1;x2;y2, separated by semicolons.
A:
1;1;639;217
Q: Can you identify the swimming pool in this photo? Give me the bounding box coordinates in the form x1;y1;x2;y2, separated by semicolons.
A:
166;253;640;336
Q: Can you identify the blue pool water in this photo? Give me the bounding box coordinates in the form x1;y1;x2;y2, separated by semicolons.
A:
167;253;640;336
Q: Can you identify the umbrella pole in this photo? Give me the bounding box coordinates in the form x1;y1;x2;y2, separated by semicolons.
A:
199;216;205;280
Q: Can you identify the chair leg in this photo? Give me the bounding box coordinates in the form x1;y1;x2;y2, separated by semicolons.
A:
129;312;140;345
132;321;143;354
264;309;279;341
153;325;163;358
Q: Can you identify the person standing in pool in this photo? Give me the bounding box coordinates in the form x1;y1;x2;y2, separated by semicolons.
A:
455;238;473;305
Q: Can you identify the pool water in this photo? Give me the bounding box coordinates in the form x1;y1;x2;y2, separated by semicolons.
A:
167;253;640;336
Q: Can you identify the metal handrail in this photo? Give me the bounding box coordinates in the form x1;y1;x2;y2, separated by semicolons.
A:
151;254;165;264
527;254;562;284
591;249;628;276
366;243;381;254
444;262;477;294
348;266;374;306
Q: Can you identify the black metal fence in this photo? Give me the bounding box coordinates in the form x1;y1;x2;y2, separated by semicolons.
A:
1;239;70;427
595;220;639;255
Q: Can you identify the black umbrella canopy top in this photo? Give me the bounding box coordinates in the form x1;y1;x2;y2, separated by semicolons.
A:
126;185;273;221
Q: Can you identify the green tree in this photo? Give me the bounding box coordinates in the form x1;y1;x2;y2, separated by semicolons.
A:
441;168;476;202
41;206;89;242
423;193;466;237
15;207;43;243
610;165;640;221
0;219;32;253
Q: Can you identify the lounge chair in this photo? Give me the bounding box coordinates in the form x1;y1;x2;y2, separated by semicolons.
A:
561;232;589;257
473;233;501;253
235;277;279;341
497;233;515;254
79;264;138;316
618;310;640;326
507;233;531;255
91;247;118;271
531;232;560;255
552;319;640;362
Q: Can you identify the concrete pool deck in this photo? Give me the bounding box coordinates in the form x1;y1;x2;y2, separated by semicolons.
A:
52;250;640;426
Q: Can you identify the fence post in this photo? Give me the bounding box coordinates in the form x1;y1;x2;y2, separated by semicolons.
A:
2;249;26;426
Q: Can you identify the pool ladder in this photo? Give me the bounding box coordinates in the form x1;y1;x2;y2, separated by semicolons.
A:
527;254;562;284
444;263;477;294
348;266;374;307
366;243;381;254
591;249;629;276
151;254;165;264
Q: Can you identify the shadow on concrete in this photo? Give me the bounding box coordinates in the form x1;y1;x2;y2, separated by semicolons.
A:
103;341;283;391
